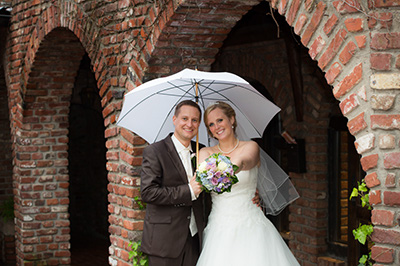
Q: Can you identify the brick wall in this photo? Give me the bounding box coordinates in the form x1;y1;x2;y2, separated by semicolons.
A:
2;0;400;265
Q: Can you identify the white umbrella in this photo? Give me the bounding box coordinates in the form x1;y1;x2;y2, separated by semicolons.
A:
117;68;280;148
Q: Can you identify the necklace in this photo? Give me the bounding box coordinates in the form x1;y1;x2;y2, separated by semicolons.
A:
218;139;239;154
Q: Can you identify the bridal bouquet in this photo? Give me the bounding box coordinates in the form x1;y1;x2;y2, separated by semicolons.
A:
196;153;239;194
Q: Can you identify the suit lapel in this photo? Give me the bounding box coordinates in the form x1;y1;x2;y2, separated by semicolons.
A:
164;135;189;183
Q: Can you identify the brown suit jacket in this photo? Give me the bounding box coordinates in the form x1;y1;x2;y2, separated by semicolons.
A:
140;134;209;258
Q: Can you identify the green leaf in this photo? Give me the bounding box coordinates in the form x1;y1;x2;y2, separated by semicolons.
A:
350;187;359;200
358;181;368;192
353;224;373;245
359;254;368;264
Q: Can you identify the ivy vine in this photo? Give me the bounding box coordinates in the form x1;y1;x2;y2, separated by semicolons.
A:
349;179;374;266
128;241;148;266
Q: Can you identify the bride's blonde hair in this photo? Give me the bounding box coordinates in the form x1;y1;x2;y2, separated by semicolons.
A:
204;101;237;137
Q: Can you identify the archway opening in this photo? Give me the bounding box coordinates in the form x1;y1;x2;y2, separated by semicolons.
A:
68;53;110;265
211;1;367;264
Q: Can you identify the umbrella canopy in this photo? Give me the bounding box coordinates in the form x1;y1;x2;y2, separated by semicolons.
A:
117;68;280;146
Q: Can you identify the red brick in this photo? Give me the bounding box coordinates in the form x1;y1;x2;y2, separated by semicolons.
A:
345;18;363;32
370;53;392;70
371;115;400;130
368;0;400;7
360;153;379;171
323;14;338;36
396;55;400;69
286;0;301;26
372;210;395;227
120;151;134;165
378;133;396;149
294;14;307;35
333;0;361;13
304;0;314;11
384;152;400;169
339;93;359;115
385;173;396;188
371;246;394;263
120;128;134;143
368;12;377;29
325;62;342;84
369;189;382;205
105;127;118;138
278;0;289;15
379;12;393;29
318;29;348;70
371;32;400;50
309;36;325;60
339;41;357;65
365;172;380;188
333;63;362;99
384;191;400;206
301;1;326;46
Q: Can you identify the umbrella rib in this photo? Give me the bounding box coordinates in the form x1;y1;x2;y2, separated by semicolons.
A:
118;82;196;124
199;83;261;98
153;82;198;142
197;81;264;137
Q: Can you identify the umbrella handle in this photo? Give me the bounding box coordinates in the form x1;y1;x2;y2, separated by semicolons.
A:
196;133;199;168
195;79;199;169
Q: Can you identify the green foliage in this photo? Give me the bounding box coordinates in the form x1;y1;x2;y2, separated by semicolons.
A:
358;252;373;266
128;241;148;266
353;224;373;245
349;180;371;210
350;179;374;265
134;196;146;210
0;197;14;222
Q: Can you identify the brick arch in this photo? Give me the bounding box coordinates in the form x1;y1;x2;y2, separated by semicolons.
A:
141;0;260;79
3;0;399;265
6;3;107;264
8;2;107;149
12;27;85;265
6;1;188;264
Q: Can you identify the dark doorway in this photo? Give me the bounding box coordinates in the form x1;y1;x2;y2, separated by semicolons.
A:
68;54;110;265
328;116;370;265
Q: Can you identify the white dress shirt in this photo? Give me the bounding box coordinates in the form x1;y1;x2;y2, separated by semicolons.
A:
171;134;198;236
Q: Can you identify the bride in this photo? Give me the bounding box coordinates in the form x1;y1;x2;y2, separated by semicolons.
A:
196;101;299;266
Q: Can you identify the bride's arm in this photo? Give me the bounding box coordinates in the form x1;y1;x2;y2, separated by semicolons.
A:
237;141;260;171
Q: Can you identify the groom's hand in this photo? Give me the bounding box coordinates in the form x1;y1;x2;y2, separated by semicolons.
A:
189;175;202;198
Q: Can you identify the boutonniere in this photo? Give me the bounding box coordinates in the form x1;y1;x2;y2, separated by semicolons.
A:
190;152;197;169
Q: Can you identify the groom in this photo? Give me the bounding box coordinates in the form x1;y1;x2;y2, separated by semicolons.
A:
140;100;208;266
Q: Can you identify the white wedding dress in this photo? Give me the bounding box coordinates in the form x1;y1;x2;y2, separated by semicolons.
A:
196;167;300;266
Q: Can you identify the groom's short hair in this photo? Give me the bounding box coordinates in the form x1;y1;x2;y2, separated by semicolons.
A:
174;100;202;121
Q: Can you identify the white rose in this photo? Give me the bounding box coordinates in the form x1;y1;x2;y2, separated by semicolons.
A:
217;161;228;172
198;161;207;172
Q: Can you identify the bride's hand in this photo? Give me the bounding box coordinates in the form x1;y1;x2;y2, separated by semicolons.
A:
252;189;261;207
